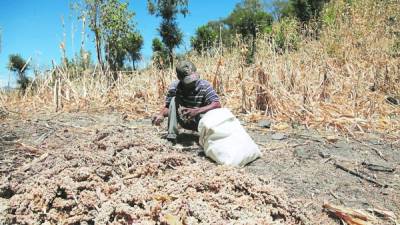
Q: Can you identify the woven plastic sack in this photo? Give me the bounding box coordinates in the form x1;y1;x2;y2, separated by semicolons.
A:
198;108;261;167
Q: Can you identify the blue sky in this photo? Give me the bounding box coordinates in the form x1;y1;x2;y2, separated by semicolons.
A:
0;0;249;87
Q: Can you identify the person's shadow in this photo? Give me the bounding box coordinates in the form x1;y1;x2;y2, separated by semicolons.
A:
176;132;199;147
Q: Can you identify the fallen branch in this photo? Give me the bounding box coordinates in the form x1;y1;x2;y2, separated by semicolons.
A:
361;162;395;173
334;162;387;188
354;140;388;161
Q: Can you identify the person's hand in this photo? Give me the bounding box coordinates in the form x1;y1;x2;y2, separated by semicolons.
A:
181;107;199;119
151;114;164;126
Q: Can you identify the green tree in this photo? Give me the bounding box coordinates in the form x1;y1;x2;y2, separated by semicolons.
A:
124;31;143;70
190;24;218;54
80;0;105;69
275;0;328;22
271;17;300;52
271;0;293;21
102;0;135;72
7;54;30;92
206;20;235;51
76;0;140;74
152;38;169;69
66;49;93;74
291;0;328;22
147;0;189;67
225;0;273;63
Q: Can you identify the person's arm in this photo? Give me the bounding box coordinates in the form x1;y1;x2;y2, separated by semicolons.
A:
181;101;221;119
152;81;178;126
152;106;169;126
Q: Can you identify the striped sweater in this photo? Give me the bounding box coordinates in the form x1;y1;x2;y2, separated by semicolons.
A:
165;79;220;108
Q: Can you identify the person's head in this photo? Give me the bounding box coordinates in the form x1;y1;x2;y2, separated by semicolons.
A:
176;60;199;88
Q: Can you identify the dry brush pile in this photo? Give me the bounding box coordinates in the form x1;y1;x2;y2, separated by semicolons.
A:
1;122;307;224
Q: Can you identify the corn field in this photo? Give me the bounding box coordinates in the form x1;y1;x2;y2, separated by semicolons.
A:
0;0;399;139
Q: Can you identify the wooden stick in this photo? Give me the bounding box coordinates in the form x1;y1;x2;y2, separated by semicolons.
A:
353;139;388;161
334;162;387;188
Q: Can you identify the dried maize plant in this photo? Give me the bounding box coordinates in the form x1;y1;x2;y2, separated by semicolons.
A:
302;85;310;106
239;64;247;113
319;64;330;101
255;64;273;115
157;69;167;100
52;68;63;112
212;58;224;96
239;46;250;113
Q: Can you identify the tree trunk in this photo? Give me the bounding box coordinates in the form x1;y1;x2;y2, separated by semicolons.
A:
94;5;103;71
168;49;174;69
95;30;103;70
132;58;136;71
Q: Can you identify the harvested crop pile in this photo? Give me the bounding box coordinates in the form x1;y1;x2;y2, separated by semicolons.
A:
1;123;307;225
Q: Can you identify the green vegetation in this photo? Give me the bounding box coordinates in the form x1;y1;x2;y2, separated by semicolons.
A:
7;54;30;92
152;38;169;69
102;0;134;71
124;32;144;70
190;25;218;54
289;0;329;22
225;0;273;62
147;0;189;67
65;0;337;71
271;17;300;52
191;20;234;55
80;0;105;68
187;0;337;60
65;49;93;75
75;0;143;74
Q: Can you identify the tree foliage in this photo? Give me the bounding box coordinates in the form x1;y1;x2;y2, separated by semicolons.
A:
80;0;105;68
225;0;273;63
8;54;30;92
101;0;135;71
76;0;142;74
147;0;188;67
271;0;293;21
124;31;143;70
152;38;169;69
190;24;218;54
271;17;300;52
290;0;329;22
272;0;329;22
225;0;273;38
65;49;93;74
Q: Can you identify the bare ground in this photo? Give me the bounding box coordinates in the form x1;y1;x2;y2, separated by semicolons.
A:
0;111;399;224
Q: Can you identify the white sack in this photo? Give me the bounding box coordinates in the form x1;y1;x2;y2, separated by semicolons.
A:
198;108;261;167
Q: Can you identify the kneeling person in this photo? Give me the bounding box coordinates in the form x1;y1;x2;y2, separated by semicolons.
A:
152;60;221;141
